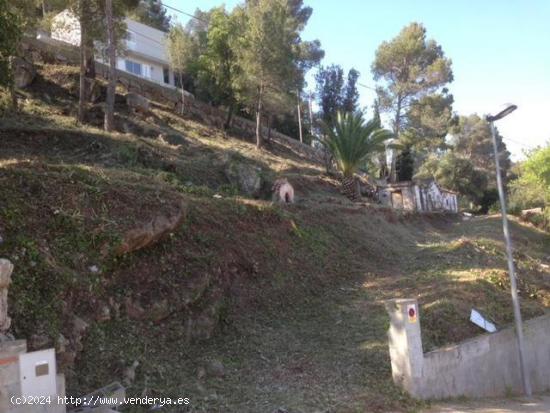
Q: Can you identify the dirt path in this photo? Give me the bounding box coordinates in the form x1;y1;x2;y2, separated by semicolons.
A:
425;395;550;412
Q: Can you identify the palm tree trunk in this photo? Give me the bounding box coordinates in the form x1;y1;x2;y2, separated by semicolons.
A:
341;175;360;202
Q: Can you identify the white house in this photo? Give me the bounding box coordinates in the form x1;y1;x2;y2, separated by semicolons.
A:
378;180;459;213
51;10;176;87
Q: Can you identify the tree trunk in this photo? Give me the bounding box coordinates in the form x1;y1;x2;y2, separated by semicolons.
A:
267;113;272;143
77;0;87;123
104;0;116;131
297;90;303;143
179;73;185;115
390;95;403;182
255;84;263;149
308;94;314;137
224;102;234;130
341;175;360;202
8;57;18;111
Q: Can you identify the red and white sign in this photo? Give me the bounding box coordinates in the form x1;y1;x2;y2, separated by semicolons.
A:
407;304;417;323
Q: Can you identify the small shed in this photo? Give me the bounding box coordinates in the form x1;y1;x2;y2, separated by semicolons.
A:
377;180;458;213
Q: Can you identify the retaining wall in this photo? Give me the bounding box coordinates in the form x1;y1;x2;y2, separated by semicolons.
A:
385;298;550;399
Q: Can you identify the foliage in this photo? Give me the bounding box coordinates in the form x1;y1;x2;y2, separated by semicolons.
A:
0;0;22;90
128;0;171;32
372;22;453;180
320;112;392;178
166;23;195;79
450;114;511;186
194;7;242;127
234;0;323;148
415;152;488;205
315;65;360;125
509;145;550;211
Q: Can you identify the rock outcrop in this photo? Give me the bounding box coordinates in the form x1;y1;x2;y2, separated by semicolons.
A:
116;201;186;255
225;161;263;197
13;57;36;88
126;92;150;114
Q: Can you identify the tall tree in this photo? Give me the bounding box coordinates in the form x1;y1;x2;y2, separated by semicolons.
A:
509;144;550;210
77;0;89;123
129;0;171;32
167;23;194;115
71;0;139;123
104;0;116;131
372;22;453;181
0;0;22;110
451;114;511;185
196;6;243;129
235;0;319;149
342;68;360;113
315;65;360;125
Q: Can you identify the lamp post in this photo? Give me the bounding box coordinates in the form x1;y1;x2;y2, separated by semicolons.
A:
486;104;532;397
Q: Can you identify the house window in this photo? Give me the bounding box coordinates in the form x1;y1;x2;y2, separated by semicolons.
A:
163;67;170;84
125;59;142;76
127;32;137;50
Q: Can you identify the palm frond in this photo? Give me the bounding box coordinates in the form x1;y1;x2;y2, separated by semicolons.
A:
320;112;393;177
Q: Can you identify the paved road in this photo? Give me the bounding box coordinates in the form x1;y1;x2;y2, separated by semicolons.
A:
425;395;550;412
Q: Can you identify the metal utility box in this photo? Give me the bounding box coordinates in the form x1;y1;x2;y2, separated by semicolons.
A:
19;349;57;398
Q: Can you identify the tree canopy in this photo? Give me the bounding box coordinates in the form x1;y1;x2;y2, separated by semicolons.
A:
129;0;171;32
372;22;453;181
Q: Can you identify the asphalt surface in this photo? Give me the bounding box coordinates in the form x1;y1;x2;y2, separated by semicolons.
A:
425;395;550;412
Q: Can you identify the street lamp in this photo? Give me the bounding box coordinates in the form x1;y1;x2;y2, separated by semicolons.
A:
486;104;532;397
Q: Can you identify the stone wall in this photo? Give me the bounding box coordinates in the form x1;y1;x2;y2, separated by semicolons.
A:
386;298;550;399
22;36;323;163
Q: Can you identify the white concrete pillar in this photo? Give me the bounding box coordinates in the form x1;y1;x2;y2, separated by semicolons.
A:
385;298;424;397
0;259;14;334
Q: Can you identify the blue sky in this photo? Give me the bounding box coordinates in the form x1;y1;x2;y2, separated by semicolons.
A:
164;0;550;159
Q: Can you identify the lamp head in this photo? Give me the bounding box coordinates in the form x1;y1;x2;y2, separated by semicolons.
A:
486;104;517;122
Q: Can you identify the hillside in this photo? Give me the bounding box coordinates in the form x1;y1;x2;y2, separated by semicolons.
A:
1;62;549;413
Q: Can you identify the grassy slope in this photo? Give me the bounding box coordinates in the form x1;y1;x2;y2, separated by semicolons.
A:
0;64;549;412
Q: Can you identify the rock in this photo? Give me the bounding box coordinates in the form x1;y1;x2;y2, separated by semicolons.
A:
57;334;69;353
124;297;146;320
148;299;171;322
97;304;111;322
30;51;43;63
0;258;14;333
225;161;263;197
126;92;150;114
123;360;140;385
89;80;104;103
29;334;50;349
72;316;89;337
13;57;36;88
197;366;206;380
54;53;68;63
205;359;225;378
116;202;186;255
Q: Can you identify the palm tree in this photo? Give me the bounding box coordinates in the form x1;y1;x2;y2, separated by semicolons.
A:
321;112;393;201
